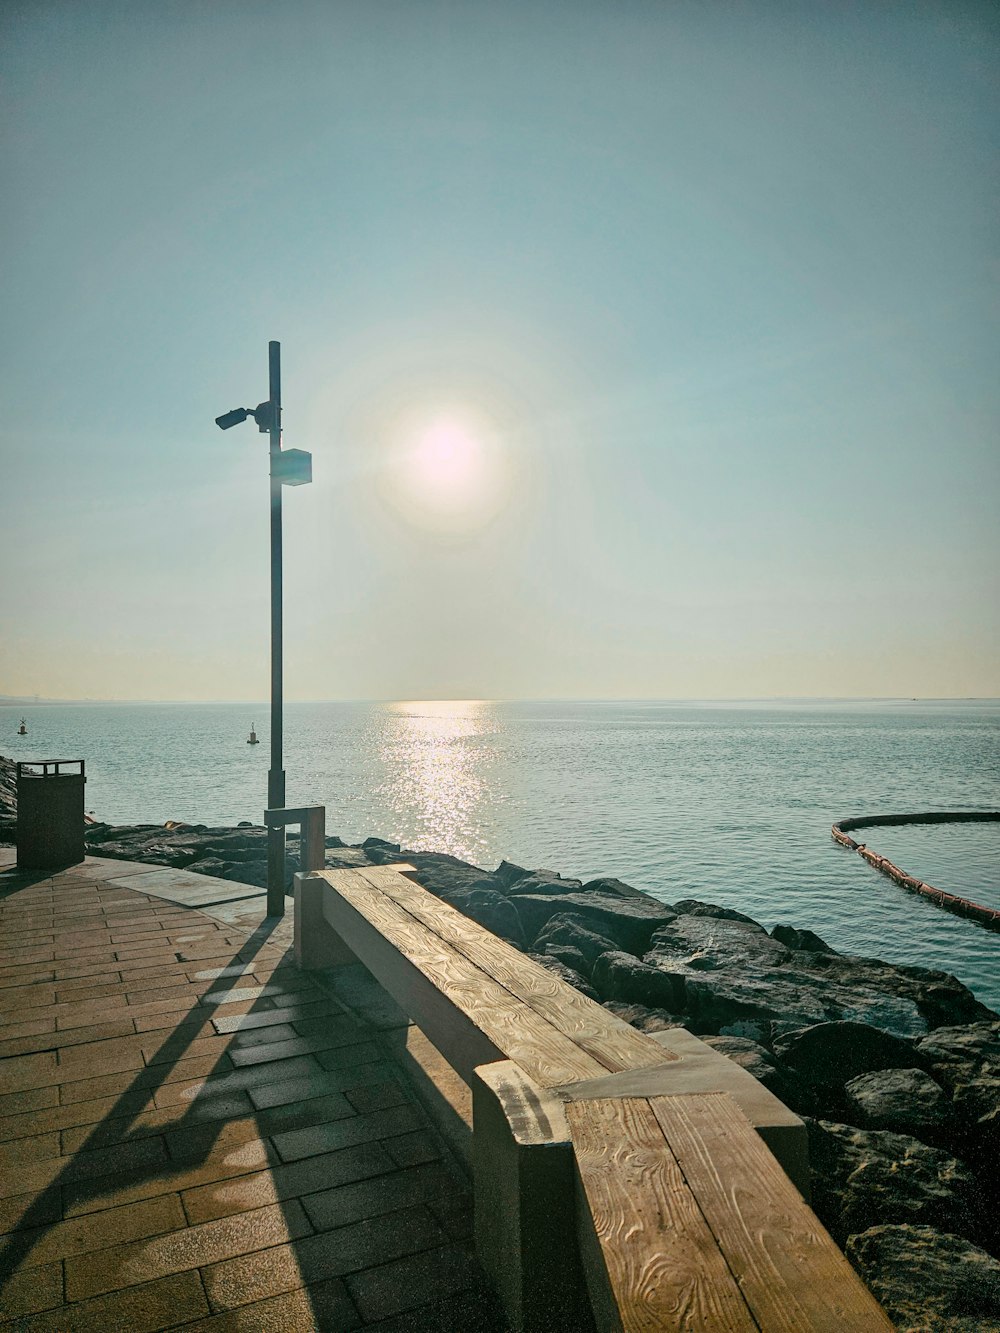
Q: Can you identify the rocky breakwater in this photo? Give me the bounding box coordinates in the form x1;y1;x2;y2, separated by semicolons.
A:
1;772;997;1330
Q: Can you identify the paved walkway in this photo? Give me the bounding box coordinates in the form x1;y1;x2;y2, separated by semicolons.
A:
0;850;497;1331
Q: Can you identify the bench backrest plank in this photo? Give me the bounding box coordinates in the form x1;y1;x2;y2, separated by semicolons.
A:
646;1093;893;1332
321;869;610;1086
567;1095;760;1332
357;865;671;1082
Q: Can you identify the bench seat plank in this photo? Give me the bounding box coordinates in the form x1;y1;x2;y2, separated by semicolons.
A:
566;1096;759;1332
358;865;670;1083
320;870;609;1087
647;1093;893;1332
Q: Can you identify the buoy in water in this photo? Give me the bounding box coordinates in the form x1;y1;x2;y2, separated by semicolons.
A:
247;723;260;745
17;717;27;735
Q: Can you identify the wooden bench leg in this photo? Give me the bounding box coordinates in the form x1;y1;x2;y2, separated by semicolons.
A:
473;1061;595;1333
293;871;360;969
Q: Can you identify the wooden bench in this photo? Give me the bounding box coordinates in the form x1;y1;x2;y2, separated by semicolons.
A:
295;864;892;1333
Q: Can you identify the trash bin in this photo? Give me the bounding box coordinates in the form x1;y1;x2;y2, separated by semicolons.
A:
16;760;86;869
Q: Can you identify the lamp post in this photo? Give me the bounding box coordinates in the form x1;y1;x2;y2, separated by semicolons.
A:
215;340;312;916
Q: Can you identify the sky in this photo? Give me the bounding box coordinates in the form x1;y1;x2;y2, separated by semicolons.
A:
1;0;998;702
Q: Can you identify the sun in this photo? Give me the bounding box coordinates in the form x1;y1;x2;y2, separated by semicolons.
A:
407;419;482;501
382;409;511;533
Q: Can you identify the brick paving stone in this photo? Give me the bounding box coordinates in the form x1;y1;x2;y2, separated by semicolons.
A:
299;1160;459;1233
384;1128;445;1169
61;1050;231;1104
65;1199;313;1301
0;1130;61;1166
152;1054;323;1109
175;1279;362;1332
8;1192;187;1269
0;1257;64;1318
203;1204;444;1312
0;1185;62;1234
8;1270;210;1332
59;1089;253;1154
0;1017;138;1060
0;1085;58;1118
365;1286;501;1332
182;1142;397;1224
315;1040;385;1070
272;1103;424;1163
345;1239;480;1324
246;1063;394;1111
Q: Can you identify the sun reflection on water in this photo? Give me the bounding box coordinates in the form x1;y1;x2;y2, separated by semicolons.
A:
375;701;502;864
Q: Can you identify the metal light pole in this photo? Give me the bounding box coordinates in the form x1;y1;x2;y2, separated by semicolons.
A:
215;341;312;917
266;341;285;917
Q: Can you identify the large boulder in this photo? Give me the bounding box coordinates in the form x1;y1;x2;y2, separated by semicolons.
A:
846;1225;1000;1332
770;924;837;954
843;1068;954;1145
533;916;621;976
580;876;651;902
916;1022;1000;1169
773;1021;925;1096
393;850;490;897
591;951;685;1011
507;872;584;897
804;1119;987;1247
701;1035;805;1107
513;892;676;953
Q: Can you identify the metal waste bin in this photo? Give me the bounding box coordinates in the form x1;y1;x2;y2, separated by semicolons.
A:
16;760;86;869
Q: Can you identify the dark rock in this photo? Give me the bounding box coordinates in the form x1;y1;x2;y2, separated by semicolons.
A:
493;859;531;888
844;1068;953;1144
602;1001;688;1034
443;888;526;949
324;835;345;848
513;893;676;954
229;860;269;888
773;1021;924;1097
771;924;837;954
671;899;760;925
804;1119;986;1247
362;836;400;852
507;873;584;897
324;848;375;870
846;1225;1000;1332
592;951;685;1011
541;944;592;976
916;1022;1000;1168
579;876;650;902
394;851;489;896
533;916;620;975
648;913;789;971
526;953;599;1001
702;1035;805;1107
237;820;253;828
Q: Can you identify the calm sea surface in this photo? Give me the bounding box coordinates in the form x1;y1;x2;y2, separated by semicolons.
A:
4;699;998;1010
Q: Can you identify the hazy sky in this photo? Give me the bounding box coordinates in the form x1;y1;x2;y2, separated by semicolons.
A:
2;1;998;701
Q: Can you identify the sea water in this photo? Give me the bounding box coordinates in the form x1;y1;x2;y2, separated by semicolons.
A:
4;698;998;1010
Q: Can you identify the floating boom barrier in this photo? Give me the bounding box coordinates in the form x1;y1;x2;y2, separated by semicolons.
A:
832;811;1000;932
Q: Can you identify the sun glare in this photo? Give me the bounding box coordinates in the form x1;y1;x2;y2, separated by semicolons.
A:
381;408;511;533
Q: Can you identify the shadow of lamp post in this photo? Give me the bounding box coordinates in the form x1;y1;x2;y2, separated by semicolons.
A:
215;339;312;917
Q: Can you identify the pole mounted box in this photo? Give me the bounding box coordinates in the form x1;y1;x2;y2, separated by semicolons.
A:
270;448;312;486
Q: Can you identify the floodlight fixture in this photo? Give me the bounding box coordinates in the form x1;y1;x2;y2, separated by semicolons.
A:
215;407;251;430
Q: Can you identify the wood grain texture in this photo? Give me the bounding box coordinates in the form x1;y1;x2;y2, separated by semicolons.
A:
566;1097;758;1332
647;1093;894;1332
319;870;607;1087
357;865;670;1080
